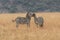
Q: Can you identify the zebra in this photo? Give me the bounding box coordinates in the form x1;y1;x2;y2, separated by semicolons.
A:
33;14;44;27
12;12;35;28
12;17;30;27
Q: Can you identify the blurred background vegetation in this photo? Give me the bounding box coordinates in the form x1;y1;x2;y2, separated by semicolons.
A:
0;0;60;13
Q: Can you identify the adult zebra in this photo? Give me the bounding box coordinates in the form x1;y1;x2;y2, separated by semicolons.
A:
12;12;35;28
33;14;44;27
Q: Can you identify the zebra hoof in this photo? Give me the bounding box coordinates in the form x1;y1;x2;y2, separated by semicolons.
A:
40;24;43;27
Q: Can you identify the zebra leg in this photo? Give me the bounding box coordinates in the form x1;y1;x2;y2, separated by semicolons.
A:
26;19;30;27
15;19;20;28
34;19;38;27
34;20;38;27
16;23;19;28
34;16;39;27
27;23;30;28
16;21;19;28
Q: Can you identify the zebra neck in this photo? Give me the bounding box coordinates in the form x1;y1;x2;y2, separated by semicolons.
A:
26;16;31;19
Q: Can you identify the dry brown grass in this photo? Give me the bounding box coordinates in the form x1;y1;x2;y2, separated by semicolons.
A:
0;12;60;40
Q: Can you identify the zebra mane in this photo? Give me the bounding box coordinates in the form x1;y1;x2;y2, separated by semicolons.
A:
26;13;31;19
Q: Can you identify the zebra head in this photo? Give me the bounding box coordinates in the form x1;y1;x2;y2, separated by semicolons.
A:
27;12;35;17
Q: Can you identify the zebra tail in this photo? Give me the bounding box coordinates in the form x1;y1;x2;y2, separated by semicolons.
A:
12;19;15;22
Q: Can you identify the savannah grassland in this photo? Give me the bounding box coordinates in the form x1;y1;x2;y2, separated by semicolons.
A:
0;12;60;40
